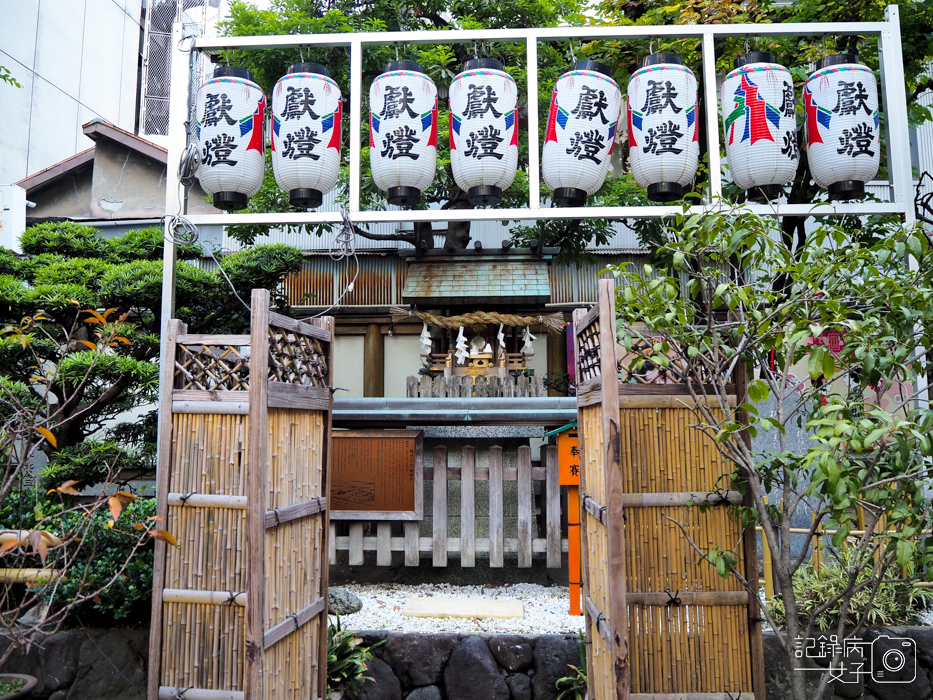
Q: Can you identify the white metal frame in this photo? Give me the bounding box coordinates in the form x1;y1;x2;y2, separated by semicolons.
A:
158;7;916;338
163;6;913;228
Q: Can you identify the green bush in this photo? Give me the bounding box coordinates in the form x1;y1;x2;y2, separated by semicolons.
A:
20;222;110;258
38;440;152;491
0;490;156;622
49;497;156;621
328;619;376;695
766;546;933;631
0;249;23;276
32;257;112;291
108;226;203;263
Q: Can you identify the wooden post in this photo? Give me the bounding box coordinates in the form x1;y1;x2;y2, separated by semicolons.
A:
461;447;476;567
432;446;448;566
544;446;562;569
567;485;582;615
572;306;597;692
517;446;533;567
245;290;270;700
363;323;384;397
316;315;335;700
147;319;185;700
547;322;568;397
489;446;504;568
592;279;630;698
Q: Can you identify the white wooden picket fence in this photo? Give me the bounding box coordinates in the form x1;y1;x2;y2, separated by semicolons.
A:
329;445;566;568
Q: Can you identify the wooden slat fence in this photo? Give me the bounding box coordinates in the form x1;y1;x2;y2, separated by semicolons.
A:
406;374;547;398
148;289;334;700
330;445;566;568
573;279;766;700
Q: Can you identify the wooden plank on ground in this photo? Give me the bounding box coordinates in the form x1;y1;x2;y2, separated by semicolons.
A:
461;446;476;567
432;446;448;567
489;446;504;568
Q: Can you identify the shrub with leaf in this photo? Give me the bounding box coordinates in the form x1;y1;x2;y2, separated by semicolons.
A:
766;545;933;631
555;631;587;700
327;618;376;696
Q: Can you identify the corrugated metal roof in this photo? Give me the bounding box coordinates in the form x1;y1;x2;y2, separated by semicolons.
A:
403;260;550;306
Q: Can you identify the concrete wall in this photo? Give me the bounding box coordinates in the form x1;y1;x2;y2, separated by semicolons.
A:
27;164;94;219
0;0;143;184
88;139;166;220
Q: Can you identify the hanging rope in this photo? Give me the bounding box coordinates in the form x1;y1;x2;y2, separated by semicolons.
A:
390;307;565;334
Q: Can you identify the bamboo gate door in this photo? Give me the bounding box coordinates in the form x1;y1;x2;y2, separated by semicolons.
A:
147;289;334;700
572;279;766;700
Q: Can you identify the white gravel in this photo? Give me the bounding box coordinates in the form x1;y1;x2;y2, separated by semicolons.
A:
331;583;587;635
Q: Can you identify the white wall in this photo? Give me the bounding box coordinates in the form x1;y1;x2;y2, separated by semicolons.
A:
385;335;428;398
0;185;26;252
332;335;365;398
0;0;143;184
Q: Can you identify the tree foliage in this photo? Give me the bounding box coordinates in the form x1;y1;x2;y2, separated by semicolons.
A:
610;209;933;700
0;222;302;459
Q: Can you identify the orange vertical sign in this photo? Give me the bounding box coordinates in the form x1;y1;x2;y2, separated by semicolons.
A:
557;430;582;615
557;431;580;485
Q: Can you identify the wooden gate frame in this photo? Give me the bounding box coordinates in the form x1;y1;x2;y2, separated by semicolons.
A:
573;280;630;698
147;289;334;700
573;278;766;700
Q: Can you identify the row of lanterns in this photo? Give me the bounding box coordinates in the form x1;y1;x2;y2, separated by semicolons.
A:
194;51;879;211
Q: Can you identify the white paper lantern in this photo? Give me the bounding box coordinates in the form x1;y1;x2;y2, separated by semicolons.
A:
195;66;266;211
721;51;799;201
627;53;700;202
804;54;880;200
542;60;622;207
449;58;519;206
369;61;438;207
271;62;343;209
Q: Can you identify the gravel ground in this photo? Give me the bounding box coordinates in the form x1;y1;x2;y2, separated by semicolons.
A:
332;582;587;635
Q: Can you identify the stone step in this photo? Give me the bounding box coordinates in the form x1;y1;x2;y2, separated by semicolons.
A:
402;597;524;619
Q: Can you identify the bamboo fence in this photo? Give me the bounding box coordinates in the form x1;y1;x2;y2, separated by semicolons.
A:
148;289;334;700
572;279;766;700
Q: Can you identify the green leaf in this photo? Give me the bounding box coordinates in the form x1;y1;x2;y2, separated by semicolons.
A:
822;349;835;379
808;346;825;380
896;539;915;568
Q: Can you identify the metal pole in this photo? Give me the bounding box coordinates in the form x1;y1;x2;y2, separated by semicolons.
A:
349;39;363;214
191;21;891;52
879;6;930;419
526;37;541;211
701;33;723;202
156;21;193;473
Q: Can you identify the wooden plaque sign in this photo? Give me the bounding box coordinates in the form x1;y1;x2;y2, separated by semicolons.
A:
557;430;580;485
330;430;423;520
